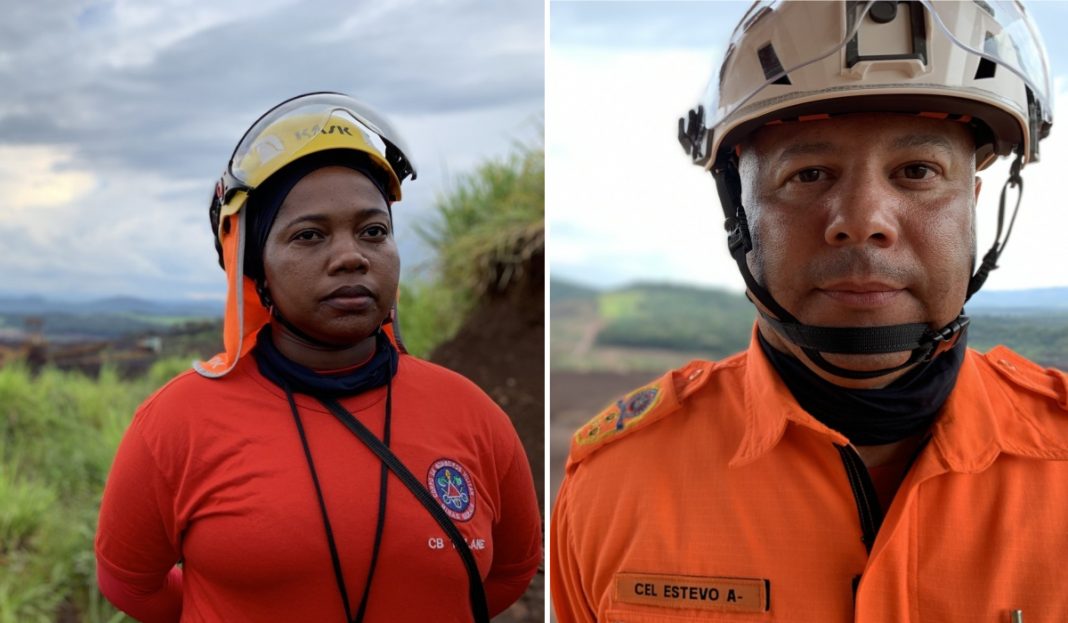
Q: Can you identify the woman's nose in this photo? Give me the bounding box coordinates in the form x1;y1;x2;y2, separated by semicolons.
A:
328;237;370;273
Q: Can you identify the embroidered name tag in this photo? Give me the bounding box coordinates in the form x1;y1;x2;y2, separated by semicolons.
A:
614;573;769;613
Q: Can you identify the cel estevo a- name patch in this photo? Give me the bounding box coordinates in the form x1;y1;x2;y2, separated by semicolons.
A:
614;573;770;613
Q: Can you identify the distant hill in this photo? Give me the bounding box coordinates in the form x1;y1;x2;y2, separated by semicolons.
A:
550;278;756;370
549;278;598;303
551;278;1068;371
0;294;222;341
0;295;221;318
967;287;1068;312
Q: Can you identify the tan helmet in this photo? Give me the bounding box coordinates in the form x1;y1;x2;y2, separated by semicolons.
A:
677;0;1054;381
680;0;1053;171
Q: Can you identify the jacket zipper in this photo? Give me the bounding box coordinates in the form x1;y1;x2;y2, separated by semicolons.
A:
837;444;882;607
835;444;883;554
837;437;932;606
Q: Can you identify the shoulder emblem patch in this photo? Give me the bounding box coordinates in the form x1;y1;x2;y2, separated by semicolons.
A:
575;384;663;447
566;362;716;468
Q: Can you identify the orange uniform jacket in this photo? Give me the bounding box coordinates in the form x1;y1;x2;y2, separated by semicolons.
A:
552;333;1068;622
97;354;541;622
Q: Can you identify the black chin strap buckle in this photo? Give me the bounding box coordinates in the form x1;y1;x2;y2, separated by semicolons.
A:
1008;152;1023;186
678;105;706;161
725;211;752;257
931;316;970;344
924;315;970;362
967;248;1000;299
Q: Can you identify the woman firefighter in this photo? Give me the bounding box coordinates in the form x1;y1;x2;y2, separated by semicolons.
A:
96;92;542;623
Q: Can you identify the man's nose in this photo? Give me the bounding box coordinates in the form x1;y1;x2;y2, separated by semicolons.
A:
822;170;900;248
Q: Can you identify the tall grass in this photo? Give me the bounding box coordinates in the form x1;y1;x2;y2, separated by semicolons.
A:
403;142;544;358
0;359;189;623
422;143;544;296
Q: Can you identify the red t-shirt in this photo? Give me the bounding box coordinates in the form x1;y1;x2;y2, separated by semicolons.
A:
96;354;541;622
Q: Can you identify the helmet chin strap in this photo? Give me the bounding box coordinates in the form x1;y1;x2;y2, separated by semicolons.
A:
713;153;1024;381
271;308;358;351
257;282;369;351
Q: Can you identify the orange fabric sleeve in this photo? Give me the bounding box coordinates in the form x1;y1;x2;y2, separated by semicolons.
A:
550;475;597;623
95;415;183;622
96;561;182;623
483;431;542;616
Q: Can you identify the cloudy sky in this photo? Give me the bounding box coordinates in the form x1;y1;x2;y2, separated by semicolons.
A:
550;1;1068;294
0;0;543;301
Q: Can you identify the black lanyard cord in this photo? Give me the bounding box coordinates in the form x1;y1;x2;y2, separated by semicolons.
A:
285;372;392;623
353;371;391;623
317;396;490;623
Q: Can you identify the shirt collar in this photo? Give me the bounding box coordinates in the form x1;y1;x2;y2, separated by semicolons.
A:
730;325;1068;471
731;325;848;467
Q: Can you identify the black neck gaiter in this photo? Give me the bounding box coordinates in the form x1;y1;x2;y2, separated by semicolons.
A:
252;325;398;398
758;329;966;445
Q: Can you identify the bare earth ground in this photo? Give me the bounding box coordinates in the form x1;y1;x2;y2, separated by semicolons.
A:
430;269;544;623
548;371;661;505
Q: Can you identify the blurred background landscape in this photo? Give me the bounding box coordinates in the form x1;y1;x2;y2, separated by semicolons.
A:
1;1;543;621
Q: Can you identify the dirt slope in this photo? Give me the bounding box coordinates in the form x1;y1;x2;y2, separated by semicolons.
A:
429;253;544;623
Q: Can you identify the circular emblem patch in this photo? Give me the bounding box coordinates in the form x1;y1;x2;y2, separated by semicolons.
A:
427;459;476;522
621;388;658;421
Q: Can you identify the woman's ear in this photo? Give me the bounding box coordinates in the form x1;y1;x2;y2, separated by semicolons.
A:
256;281;274;309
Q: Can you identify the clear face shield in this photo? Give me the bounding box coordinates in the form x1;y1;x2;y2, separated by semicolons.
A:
691;0;1052;167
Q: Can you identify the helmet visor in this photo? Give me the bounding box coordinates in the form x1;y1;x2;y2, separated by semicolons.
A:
930;0;1052;125
223;92;416;202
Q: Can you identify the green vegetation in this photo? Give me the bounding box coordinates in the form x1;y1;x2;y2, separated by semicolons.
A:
403;141;544;358
0;360;193;623
115;313;205;327
418;142;543;298
597;283;754;357
396;281;467;360
968;312;1068;370
549;281;754;372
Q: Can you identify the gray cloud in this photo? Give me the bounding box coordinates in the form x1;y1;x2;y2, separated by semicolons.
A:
0;0;544;299
551;1;748;50
3;0;543;176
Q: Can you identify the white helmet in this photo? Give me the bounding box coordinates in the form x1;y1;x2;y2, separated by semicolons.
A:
680;0;1052;170
678;0;1054;380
